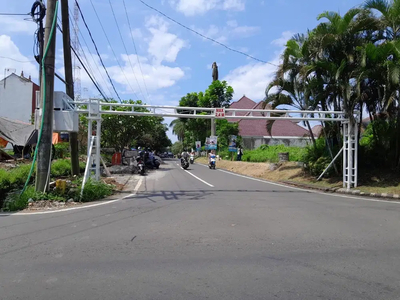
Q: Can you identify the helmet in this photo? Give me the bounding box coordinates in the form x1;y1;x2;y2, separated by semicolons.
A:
138;146;142;150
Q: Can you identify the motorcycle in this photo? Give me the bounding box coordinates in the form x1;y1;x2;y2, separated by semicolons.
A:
209;157;216;169
153;157;160;169
181;157;189;169
190;154;194;164
136;156;146;175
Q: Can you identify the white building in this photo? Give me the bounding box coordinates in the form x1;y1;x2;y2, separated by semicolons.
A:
0;72;39;124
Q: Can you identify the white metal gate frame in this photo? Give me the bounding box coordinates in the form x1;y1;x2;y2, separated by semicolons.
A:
70;99;358;191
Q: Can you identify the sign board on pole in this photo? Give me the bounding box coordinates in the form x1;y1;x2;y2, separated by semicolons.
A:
195;141;201;151
215;108;225;118
208;136;218;150
228;135;237;152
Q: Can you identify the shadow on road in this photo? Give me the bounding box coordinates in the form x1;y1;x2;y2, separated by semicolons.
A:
125;189;311;201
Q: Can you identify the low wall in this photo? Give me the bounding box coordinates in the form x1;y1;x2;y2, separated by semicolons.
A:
242;137;311;149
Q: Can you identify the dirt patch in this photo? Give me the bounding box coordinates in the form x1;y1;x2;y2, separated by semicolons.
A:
102;177;125;191
196;157;340;188
25;200;81;211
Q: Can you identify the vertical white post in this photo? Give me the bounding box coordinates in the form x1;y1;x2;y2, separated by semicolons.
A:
95;118;101;180
347;121;353;190
342;122;347;188
354;120;358;188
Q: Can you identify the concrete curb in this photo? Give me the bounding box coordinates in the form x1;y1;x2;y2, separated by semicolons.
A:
280;181;400;200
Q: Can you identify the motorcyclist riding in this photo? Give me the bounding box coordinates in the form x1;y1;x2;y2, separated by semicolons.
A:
208;150;216;169
181;149;190;163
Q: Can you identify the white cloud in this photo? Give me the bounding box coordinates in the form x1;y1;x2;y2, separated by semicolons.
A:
131;28;143;39
0;17;37;35
224;62;278;101
193;21;259;45
231;25;260;37
146;15;188;64
108;54;185;93
170;0;245;16
223;31;293;101
171;0;218;16
0;35;38;80
223;0;245;11
271;31;295;47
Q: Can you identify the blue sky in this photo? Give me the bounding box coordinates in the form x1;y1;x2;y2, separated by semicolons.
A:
0;0;363;142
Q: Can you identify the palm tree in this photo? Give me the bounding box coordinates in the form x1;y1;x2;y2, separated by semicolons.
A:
169;119;186;142
265;74;318;148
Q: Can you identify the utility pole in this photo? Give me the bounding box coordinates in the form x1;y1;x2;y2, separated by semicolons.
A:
61;0;80;176
211;62;219;137
35;0;57;192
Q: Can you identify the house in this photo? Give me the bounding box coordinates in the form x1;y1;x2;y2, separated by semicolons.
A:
227;96;312;149
0;72;39;124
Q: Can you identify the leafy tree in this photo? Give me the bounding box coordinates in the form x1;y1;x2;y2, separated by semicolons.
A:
216;119;240;149
171;141;184;155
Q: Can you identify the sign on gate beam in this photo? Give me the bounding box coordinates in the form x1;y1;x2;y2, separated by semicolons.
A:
215;108;225;118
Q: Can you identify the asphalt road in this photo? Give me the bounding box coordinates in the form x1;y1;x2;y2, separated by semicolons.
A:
1;159;400;300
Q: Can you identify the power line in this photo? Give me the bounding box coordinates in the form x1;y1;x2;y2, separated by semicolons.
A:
122;0;150;99
57;24;109;101
0;56;35;63
71;43;108;101
57;16;108;99
67;8;115;99
66;11;115;100
89;0;140;100
74;0;122;102
0;12;29;16
109;0;146;102
138;0;278;67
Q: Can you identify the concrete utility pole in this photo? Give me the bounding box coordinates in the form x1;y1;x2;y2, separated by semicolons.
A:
35;0;57;192
211;62;219;137
61;0;80;176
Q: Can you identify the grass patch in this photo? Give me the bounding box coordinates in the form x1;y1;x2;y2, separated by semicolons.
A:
79;179;113;202
2;179;115;211
242;145;306;163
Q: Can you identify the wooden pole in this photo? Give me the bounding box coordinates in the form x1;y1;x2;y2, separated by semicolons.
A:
61;0;80;176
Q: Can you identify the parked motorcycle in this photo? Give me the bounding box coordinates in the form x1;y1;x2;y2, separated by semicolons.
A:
136;156;146;175
209;157;216;169
181;157;189;169
153;157;160;169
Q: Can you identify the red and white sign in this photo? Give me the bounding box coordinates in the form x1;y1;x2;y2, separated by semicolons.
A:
215;108;225;118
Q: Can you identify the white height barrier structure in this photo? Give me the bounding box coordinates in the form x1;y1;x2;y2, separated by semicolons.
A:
70;98;359;191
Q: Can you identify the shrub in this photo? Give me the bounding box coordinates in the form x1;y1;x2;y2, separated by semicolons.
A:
51;159;72;177
78;179;113;202
302;138;341;177
242;145;307;163
54;142;70;159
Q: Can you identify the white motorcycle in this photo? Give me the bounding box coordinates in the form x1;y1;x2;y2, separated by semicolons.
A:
209;157;216;169
190;154;194;164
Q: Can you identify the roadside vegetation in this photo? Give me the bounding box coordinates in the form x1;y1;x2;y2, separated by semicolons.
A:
0;159;113;211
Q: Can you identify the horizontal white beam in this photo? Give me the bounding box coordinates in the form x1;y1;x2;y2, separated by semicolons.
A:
70;99;352;122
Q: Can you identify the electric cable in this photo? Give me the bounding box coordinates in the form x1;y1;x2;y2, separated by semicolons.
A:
138;0;278;66
74;0;123;102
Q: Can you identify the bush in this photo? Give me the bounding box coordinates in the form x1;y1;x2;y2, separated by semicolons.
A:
2;179;114;211
302;138;341;177
79;179;113;202
51;159;72;177
54;142;70;159
242;145;307;163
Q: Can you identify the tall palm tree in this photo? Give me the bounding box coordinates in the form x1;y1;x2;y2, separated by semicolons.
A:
169;119;186;142
265;74;318;148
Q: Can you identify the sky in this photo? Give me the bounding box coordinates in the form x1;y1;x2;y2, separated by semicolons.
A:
0;0;363;142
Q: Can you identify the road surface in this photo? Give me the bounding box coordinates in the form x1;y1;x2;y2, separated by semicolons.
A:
1;159;400;299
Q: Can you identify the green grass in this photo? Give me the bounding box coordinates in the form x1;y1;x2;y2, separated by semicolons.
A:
1;159;91;209
242;145;307;163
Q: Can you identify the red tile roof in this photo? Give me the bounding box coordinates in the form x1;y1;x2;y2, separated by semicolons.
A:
228;96;310;137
